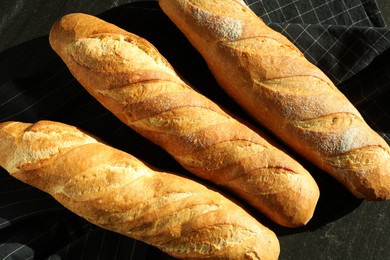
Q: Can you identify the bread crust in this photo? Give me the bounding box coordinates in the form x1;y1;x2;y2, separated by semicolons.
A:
0;120;280;259
158;0;390;200
49;13;320;227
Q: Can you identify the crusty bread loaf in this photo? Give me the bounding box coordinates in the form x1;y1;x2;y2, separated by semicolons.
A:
49;13;319;227
158;0;390;200
0;120;280;260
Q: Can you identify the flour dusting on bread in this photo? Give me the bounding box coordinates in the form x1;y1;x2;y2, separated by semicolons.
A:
192;7;242;40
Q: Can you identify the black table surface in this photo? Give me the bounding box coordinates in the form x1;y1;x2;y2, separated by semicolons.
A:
1;1;389;260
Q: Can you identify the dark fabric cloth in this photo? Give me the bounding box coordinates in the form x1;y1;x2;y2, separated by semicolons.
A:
0;0;389;259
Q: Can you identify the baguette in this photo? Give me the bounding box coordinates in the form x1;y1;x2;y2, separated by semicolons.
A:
0;120;280;259
49;13;319;227
158;0;390;200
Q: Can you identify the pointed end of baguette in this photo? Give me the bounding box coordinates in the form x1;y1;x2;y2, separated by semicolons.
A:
347;161;390;200
49;13;126;60
0;121;32;173
272;173;320;228
324;145;390;200
49;13;81;56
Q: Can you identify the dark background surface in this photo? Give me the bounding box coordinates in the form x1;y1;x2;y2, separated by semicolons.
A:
0;1;390;260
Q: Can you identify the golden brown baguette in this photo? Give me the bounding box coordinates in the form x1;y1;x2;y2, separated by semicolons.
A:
0;120;280;260
158;0;390;200
49;13;319;227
